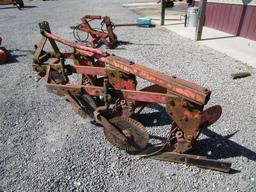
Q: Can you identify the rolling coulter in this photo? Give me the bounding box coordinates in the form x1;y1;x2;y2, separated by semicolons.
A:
33;21;231;172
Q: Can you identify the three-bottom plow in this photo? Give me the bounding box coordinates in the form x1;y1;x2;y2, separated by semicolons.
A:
33;21;231;172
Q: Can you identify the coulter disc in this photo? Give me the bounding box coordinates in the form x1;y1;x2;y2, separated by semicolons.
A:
104;116;149;152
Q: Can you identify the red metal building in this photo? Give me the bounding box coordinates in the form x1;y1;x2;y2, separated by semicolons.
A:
194;0;256;41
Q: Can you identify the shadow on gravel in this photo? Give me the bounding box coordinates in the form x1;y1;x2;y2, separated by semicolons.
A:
78;40;163;50
133;104;256;169
148;135;166;145
0;5;37;10
200;36;236;41
134;104;172;127
135;112;172;127
110;41;133;49
110;41;164;49
192;129;256;162
21;5;38;9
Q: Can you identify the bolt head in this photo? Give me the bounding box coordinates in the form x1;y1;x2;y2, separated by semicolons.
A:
99;95;104;100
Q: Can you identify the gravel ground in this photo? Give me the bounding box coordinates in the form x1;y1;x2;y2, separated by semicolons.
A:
0;0;256;191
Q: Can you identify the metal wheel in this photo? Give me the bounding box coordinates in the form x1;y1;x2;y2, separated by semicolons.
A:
104;116;149;152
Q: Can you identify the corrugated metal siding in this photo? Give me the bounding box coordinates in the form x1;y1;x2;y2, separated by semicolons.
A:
194;0;256;6
240;6;256;40
195;2;256;40
204;3;243;34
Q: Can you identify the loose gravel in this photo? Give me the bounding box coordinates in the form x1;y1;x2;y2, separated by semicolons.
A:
0;0;255;191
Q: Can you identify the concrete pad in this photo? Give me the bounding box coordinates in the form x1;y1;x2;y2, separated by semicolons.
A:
122;2;159;7
124;2;256;68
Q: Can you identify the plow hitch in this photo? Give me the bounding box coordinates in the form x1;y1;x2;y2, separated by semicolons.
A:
33;21;232;173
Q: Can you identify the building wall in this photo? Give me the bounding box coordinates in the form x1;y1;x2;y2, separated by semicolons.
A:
194;1;256;40
239;6;256;40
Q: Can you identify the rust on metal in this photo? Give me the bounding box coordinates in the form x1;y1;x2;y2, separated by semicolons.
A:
32;21;231;173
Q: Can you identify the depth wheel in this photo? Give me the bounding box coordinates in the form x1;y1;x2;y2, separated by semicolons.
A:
104;116;149;152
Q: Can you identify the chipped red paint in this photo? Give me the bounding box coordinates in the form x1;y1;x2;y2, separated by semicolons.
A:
112;79;136;90
74;66;107;76
104;56;210;105
41;29;211;105
123;90;169;104
44;32;107;56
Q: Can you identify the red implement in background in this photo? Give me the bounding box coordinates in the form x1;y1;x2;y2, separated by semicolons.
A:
0;0;24;9
33;21;231;173
0;37;7;64
71;15;117;49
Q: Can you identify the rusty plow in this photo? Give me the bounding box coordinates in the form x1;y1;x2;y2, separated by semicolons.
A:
33;21;232;173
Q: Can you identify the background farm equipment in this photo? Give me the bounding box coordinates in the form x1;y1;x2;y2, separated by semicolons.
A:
33;21;232;172
0;0;24;9
71;15;117;49
0;37;7;64
71;15;154;49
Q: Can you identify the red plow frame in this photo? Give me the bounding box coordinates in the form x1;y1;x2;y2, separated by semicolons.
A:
33;21;231;172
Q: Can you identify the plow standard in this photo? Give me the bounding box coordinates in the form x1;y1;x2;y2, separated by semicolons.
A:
33;21;231;172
